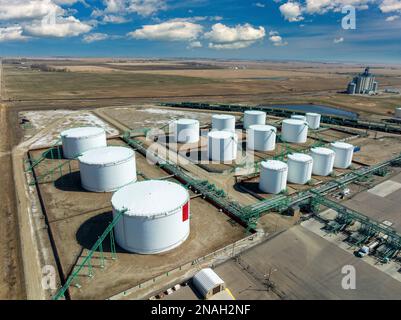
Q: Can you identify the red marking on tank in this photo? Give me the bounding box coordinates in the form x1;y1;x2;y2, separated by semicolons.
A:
182;202;189;222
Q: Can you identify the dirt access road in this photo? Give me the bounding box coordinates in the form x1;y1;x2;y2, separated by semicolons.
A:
0;57;25;299
0;103;25;299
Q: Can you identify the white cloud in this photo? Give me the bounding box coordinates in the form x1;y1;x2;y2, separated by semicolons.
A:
83;32;109;43
102;14;130;23
128;0;166;16
24;15;92;37
380;0;401;13
254;2;266;7
103;0;126;13
333;36;344;43
279;2;304;22
53;0;80;5
102;0;166;17
169;16;223;23
187;40;202;49
208;42;255;49
205;23;265;50
0;25;29;42
0;0;62;21
128;21;203;41
305;0;374;14
386;14;400;21
269;30;288;46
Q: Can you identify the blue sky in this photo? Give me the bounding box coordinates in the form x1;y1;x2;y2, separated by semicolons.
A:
0;0;401;63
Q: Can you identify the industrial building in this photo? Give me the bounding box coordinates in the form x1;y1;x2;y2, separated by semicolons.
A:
192;268;226;299
347;67;379;95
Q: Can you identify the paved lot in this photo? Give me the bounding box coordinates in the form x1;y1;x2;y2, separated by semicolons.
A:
345;172;401;233
214;226;401;300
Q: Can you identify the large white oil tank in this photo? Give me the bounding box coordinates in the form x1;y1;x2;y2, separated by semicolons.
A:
259;160;288;194
243;110;266;129
208;131;237;162
306;113;321;130
212;114;236;132
78;146;137;192
331;142;354;169
310;147;335;176
291;115;306;122
175;119;200;143
112;180;190;254
61;127;107;159
247;125;277;151
395;107;401;119
281;119;308;143
287;153;313;185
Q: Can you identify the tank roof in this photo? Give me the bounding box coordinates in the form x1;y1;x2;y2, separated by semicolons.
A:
176;119;199;125
249;124;277;132
261;160;288;171
112;180;189;217
288;153;313;163
311;147;335;155
331;141;354;150
212;114;235;120
61;127;105;139
208;131;236;139
306;112;320;117
283;119;306;125
244;110;266;115
78;146;134;165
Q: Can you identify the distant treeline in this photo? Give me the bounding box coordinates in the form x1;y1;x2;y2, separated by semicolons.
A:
30;64;68;72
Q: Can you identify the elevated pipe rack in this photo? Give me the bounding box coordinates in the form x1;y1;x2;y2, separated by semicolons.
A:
160;102;401;134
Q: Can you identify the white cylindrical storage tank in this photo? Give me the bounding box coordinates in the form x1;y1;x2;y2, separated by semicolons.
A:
212;114;236;132
259;160;288;194
331;142;354;169
247;125;277;151
306;113;321;130
61;127;107;159
281;119;308;143
287;153;313;185
112;180;190;254
175;119;200;143
243;110;266;129
395;107;401;119
208;131;237;162
291;115;307;122
78;146;137;192
310;147;335;176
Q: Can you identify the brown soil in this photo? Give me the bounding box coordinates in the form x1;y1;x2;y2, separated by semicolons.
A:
0;104;25;299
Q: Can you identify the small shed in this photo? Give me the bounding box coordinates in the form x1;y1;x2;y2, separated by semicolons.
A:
192;268;225;299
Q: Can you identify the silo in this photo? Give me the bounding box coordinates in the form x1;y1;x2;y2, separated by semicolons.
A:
175;119;200;143
331;142;354;169
78;146;137;192
259;160;288;194
310;147;335;176
287;153;313;184
247;125;277;151
395;107;401;119
281;119;308;143
61;127;107;159
112;180;190;254
243;110;266;129
291;115;307;122
212;114;236;132
306;113;321;130
208;131;238;162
